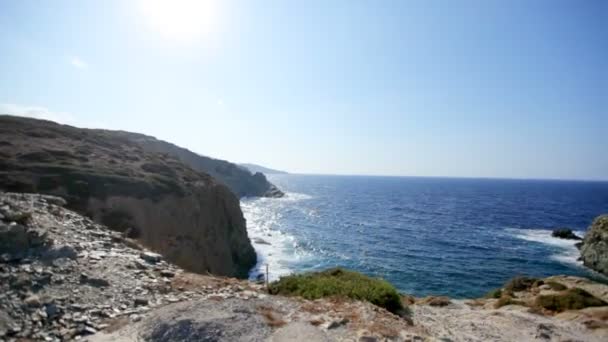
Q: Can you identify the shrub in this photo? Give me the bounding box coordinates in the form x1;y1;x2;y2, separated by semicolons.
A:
485;288;503;299
494;295;525;309
268;268;404;314
504;276;539;293
536;288;607;312
546;281;567;291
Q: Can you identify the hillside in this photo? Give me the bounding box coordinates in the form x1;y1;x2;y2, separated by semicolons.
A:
112;132;284;198
239;163;288;175
0;115;256;277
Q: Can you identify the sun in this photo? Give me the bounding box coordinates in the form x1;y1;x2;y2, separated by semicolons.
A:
139;0;220;42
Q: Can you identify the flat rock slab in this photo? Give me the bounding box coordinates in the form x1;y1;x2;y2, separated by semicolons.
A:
90;298;274;342
270;322;330;342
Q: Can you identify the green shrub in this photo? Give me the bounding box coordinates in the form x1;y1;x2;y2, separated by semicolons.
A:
546;281;567;291
494;295;525;309
268;268;404;314
536;288;607;312
485;288;503;299
504;276;539;292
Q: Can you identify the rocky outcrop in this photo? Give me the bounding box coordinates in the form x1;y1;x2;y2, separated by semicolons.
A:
0;115;256;277
552;228;582;240
580;215;608;276
110;131;284;198
0;192;266;341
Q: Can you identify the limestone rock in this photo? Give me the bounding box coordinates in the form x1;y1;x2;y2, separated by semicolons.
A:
580;215;608;276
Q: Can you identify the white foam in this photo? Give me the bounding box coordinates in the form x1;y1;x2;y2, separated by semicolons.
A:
241;192;313;282
507;228;584;266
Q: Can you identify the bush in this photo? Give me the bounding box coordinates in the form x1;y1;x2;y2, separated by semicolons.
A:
536;288;607;312
504;276;539;293
546;281;567;291
494;295;525;309
268;268;404;314
485;288;503;299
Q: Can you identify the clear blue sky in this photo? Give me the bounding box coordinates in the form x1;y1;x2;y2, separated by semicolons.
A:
1;0;606;180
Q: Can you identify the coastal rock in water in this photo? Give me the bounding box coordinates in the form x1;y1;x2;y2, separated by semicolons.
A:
552;228;581;240
0;115;256;278
580;215;608;276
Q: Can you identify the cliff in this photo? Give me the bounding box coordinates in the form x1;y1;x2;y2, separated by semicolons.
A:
0;115;256;278
239;163;288;175
580;215;608;276
111;132;284;198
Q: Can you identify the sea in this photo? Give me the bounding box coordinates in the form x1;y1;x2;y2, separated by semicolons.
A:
242;175;608;298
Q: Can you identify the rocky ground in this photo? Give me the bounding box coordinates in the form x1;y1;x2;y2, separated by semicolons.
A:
2;192;608;341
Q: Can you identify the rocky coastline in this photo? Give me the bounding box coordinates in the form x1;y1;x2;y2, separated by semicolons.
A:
2;192;608;341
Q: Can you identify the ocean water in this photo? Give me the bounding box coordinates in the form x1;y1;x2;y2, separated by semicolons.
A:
242;175;608;298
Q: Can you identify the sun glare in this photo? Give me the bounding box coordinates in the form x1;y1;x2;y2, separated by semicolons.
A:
139;0;220;42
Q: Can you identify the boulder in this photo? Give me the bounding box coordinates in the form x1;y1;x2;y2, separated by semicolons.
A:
0;223;29;254
552;228;581;240
579;215;608;276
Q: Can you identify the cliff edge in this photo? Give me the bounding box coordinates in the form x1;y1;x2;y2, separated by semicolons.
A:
112;132;284;198
0;115;256;277
580;215;608;276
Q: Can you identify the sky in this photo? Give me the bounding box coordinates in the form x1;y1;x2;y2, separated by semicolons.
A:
0;0;606;180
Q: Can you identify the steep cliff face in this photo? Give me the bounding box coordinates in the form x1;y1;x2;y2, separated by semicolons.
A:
112;132;284;198
580;215;608;276
0;115;256;277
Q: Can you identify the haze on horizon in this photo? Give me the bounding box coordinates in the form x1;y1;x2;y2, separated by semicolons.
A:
1;0;606;181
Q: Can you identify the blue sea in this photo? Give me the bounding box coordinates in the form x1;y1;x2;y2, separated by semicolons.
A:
243;175;608;298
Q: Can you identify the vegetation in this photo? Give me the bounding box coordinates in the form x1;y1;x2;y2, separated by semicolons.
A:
485;288;503;299
546;281;567;291
268;268;404;314
536;288;607;312
494;295;525;309
504;276;539;293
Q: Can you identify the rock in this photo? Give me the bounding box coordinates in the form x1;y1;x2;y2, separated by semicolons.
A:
134;297;149;306
24;295;41;307
81;326;97;335
0;223;29;254
580;215;608;276
45;303;60;319
325;318;349;329
160;269;175;278
271;322;330;342
552;228;581;240
43;196;67;207
140;252;162;264
80;273;110;287
42;245;78;261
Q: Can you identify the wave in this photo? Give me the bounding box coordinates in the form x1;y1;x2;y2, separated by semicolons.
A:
241;192;313;282
506;228;584;266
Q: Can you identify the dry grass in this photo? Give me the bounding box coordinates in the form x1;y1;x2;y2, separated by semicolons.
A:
257;305;287;328
419;296;451;307
171;272;246;291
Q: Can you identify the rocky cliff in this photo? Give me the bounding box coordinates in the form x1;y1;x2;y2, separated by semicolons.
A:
580;215;608;276
0;115;256;278
111;132;284;198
